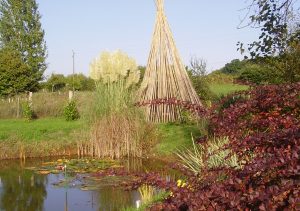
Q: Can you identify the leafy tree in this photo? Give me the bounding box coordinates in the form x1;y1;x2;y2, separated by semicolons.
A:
0;47;32;96
44;73;95;92
238;0;299;57
238;0;300;82
66;73;95;91
238;63;277;84
269;42;300;82
221;59;247;75
45;74;66;92
0;0;47;91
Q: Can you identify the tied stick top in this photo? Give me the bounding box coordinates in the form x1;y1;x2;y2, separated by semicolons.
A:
156;0;164;12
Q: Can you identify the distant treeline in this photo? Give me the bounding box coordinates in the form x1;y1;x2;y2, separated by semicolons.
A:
41;73;96;92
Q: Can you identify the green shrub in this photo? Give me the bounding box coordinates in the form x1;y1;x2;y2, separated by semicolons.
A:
238;63;279;84
179;109;197;124
205;71;235;84
22;102;35;121
188;75;217;102
63;100;80;121
220;59;247;75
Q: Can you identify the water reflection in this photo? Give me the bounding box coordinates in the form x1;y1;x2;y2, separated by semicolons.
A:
0;161;47;211
124;158;181;182
0;158;179;211
97;188;140;211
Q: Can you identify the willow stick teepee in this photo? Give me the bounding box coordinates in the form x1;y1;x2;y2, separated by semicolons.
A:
138;0;204;123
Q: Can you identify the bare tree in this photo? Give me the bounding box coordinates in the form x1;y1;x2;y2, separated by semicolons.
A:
190;57;207;76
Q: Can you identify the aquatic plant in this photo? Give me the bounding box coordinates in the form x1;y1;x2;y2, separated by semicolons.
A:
27;158;122;175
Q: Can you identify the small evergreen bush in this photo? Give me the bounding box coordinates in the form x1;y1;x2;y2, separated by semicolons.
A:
22;102;35;121
63;100;80;121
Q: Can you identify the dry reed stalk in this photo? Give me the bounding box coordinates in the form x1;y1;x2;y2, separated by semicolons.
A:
0;139;77;160
88;114;143;159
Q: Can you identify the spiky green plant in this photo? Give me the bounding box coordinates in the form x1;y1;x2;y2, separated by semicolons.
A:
176;136;240;175
139;185;156;205
176;136;204;175
206;136;239;168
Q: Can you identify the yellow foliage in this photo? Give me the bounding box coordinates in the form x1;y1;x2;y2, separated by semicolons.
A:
138;185;155;204
177;179;187;188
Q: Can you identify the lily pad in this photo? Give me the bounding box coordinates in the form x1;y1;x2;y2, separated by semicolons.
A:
37;170;51;175
26;158;123;175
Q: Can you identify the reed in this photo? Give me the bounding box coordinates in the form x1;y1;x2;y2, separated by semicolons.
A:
83;80;157;159
0;138;77;160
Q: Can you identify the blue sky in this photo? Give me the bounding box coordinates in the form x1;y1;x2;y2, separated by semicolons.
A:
36;0;260;77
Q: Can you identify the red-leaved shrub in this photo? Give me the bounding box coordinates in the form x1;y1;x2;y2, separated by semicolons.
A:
141;83;300;210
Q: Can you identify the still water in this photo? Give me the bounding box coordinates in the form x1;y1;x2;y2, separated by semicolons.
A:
0;158;176;211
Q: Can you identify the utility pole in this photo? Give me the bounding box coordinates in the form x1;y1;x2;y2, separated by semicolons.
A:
72;50;75;93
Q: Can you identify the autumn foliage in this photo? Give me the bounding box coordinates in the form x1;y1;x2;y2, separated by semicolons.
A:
134;83;300;210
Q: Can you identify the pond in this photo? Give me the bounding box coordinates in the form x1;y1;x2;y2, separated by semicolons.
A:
0;158;178;211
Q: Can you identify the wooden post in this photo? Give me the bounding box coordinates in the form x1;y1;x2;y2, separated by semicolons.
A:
28;92;33;107
16;97;20;118
68;90;74;102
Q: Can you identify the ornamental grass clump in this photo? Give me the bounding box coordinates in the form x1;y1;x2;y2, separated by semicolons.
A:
84;79;157;159
84;51;157;159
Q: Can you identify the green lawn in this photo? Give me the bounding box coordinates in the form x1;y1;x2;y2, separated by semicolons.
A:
209;83;249;97
154;123;201;156
0;118;85;143
0;118;202;160
0;118;202;155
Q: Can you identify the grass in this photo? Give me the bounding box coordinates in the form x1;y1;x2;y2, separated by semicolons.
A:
0;81;243;159
0;91;94;119
153;123;202;156
209;83;249;97
0;118;85;143
0;118;87;159
0;118;202;160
